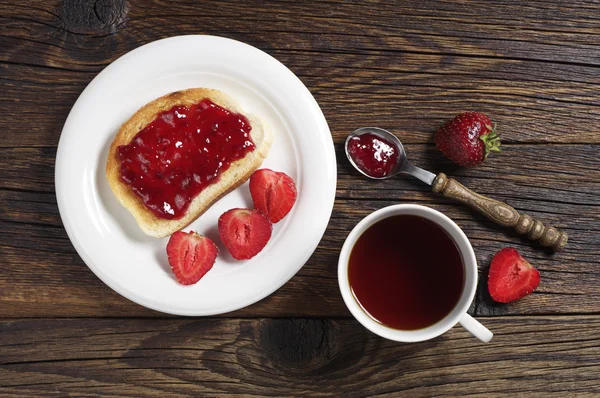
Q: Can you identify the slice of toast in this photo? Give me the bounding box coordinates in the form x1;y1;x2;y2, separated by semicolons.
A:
106;88;272;238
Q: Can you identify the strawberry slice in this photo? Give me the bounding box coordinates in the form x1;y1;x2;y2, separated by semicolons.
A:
488;248;540;303
166;231;218;285
249;169;297;223
218;208;272;260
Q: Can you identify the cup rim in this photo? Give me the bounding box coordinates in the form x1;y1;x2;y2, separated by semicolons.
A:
338;204;478;342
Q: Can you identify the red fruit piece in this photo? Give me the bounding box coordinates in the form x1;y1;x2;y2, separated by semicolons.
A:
218;208;272;260
488;248;540;303
166;231;218;285
434;112;501;167
250;169;297;223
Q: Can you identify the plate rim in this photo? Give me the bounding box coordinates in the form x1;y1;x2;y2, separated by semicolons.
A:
55;35;337;316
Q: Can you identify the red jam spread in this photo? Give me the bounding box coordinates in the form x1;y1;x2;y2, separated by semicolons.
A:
118;99;255;219
347;132;399;178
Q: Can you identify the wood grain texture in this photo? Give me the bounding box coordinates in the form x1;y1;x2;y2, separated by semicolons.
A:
2;0;600;147
1;317;600;396
1;145;599;317
2;0;600;394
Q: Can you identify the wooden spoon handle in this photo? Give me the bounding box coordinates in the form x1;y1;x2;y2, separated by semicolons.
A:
432;173;568;251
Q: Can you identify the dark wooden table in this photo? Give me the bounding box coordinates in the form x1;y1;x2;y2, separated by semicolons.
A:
2;0;600;396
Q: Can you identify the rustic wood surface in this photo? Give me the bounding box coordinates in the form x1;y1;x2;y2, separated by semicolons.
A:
2;317;599;396
1;0;599;395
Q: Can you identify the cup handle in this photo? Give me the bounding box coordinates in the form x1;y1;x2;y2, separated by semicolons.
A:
459;313;493;342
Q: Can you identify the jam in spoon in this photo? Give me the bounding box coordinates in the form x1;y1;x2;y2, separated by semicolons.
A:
345;127;568;251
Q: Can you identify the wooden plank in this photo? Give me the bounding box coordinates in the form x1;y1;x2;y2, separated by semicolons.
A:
1;143;598;317
3;0;600;65
1;316;599;396
2;1;600;146
2;142;599;194
0;147;56;192
2;0;599;395
3;56;600;147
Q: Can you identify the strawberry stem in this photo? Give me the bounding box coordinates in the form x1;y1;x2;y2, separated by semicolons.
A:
481;124;501;159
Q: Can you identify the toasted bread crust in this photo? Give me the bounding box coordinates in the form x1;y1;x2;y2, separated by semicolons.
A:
106;88;272;238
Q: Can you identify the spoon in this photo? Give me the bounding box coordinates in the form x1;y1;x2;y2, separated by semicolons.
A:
345;127;568;251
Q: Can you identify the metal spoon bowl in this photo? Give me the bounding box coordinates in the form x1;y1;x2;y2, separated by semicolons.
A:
345;127;435;185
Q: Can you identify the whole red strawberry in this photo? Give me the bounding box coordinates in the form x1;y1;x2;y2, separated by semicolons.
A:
488;248;540;303
435;112;500;167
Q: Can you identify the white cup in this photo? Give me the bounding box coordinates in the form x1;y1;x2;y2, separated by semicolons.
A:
338;204;493;343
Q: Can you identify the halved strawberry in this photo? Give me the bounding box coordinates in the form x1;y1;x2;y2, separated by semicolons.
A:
488;248;540;303
218;208;272;260
166;231;218;285
249;169;297;223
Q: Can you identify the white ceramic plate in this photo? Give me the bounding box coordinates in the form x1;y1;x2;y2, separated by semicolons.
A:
55;35;336;316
